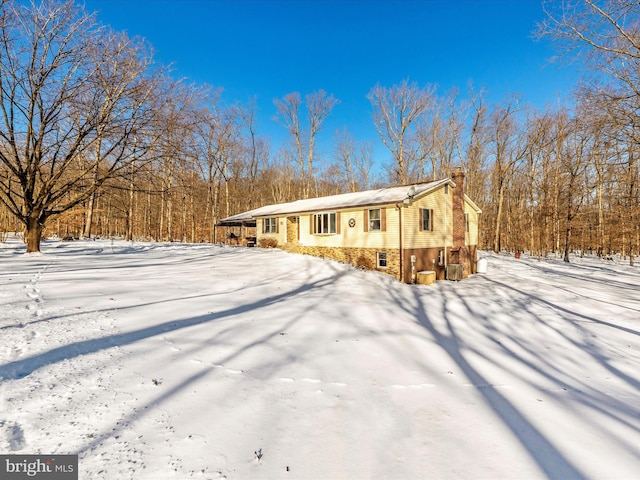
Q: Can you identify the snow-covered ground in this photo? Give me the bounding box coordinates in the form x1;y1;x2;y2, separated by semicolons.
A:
0;237;638;479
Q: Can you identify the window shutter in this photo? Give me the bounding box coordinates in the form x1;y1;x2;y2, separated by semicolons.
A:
336;212;341;234
363;209;369;232
419;209;425;231
430;209;434;231
310;214;314;234
275;218;279;234
381;208;386;232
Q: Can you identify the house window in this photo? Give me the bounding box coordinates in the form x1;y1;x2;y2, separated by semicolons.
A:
377;251;387;268
313;212;337;234
465;213;470;232
263;217;277;234
421;209;434;231
368;209;381;231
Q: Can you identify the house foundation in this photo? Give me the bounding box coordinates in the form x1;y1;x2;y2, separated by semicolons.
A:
293;245;401;280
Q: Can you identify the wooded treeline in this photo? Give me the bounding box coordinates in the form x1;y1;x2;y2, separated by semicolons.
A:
0;0;638;263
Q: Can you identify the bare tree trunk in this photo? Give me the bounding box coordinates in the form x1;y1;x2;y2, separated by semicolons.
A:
563;219;572;262
83;163;99;239
528;152;536;255
224;181;230;220
146;186;153;240
25;213;44;253
166;190;173;242
493;178;505;253
125;164;135;241
190;171;197;243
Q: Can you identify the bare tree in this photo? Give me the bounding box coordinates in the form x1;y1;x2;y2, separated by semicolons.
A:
331;128;375;193
558;113;589;262
0;0;161;251
367;79;435;185
306;90;339;195
464;85;491;204
274;92;303;190
333;128;358;192
355;141;375;190
240;98;270;210
274;89;338;198
415;89;465;182
193;89;241;241
540;0;640;263
540;0;640;96
488;96;530;253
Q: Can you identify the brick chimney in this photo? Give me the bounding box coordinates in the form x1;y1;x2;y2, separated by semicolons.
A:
451;167;466;248
450;167;469;278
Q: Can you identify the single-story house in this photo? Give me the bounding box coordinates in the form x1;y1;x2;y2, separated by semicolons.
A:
220;168;481;283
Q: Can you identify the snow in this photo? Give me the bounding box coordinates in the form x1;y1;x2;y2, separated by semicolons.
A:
220;179;452;223
1;236;639;479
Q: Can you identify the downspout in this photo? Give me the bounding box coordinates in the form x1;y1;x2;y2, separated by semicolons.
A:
444;186;448;270
396;203;403;283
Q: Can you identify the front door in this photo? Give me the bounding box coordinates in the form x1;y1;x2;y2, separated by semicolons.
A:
286;216;299;244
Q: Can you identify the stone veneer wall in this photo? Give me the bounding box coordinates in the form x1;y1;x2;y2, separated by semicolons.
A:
292;245;401;280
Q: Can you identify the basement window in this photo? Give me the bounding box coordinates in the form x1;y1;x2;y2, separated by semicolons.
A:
377;251;387;269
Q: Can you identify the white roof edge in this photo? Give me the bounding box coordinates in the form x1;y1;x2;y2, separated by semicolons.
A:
464;194;482;213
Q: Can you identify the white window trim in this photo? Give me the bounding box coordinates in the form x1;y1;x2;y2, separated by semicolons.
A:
263;217;277;234
421;209;433;232
313;211;337;235
368;208;381;231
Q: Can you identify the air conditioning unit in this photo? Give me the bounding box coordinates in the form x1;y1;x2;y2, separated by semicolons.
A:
446;264;464;281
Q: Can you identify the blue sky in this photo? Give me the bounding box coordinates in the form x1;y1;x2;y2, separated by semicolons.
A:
82;0;580;168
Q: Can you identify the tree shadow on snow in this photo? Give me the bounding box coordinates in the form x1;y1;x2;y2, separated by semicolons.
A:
393;284;589;479
0;264;347;382
67;258;350;457
396;263;640;479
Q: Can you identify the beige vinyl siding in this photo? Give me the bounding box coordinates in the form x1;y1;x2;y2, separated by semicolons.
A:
256;187;479;251
402;186;452;249
257;217;286;245
298;207;400;249
464;200;480;245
